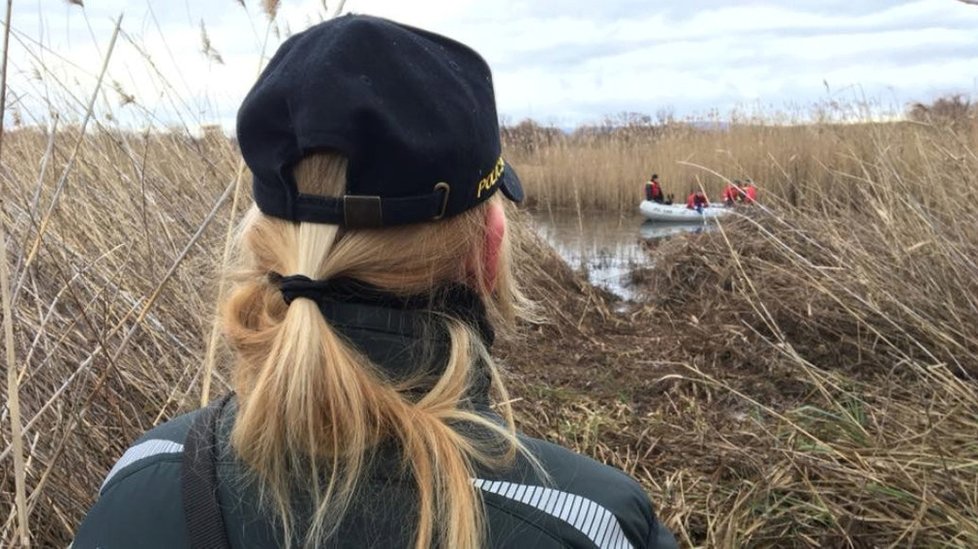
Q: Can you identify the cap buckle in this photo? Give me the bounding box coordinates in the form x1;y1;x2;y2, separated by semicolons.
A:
343;195;383;227
433;182;450;220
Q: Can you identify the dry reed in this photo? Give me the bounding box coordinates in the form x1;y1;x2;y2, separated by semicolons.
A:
499;105;978;546
504;108;978;213
1;109;976;548
1;1;30;545
0;8;976;548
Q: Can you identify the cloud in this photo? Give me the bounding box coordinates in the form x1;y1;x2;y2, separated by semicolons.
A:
6;0;978;131
471;0;978;123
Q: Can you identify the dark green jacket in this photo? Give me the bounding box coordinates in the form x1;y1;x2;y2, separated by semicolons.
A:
73;299;678;549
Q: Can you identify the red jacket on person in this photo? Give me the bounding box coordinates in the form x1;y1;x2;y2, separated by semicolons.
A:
743;184;757;203
645;181;664;202
721;184;741;205
686;191;709;209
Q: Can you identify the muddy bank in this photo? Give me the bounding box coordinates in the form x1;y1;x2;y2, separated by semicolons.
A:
499;212;978;547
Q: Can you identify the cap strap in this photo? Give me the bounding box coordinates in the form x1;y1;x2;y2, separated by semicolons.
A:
292;187;447;228
284;156;505;228
343;195;383;227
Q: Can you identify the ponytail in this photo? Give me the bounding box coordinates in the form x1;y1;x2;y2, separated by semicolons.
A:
221;153;529;548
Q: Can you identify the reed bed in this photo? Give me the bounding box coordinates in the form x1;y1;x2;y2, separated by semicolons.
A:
0;127;238;545
0;119;976;547
499;109;978;546
505;106;978;212
0;11;976;545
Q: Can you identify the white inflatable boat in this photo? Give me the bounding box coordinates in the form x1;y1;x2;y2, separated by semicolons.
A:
639;200;733;223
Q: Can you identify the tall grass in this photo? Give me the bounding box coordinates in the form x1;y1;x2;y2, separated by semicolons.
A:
0;126;237;545
502;103;978;546
1;97;975;549
504;107;978;212
1;5;977;547
635;181;978;544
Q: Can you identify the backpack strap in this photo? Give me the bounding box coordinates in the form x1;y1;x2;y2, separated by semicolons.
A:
181;393;233;549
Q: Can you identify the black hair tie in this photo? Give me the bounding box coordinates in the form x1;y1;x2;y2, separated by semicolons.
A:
271;273;494;344
273;274;383;306
276;274;332;305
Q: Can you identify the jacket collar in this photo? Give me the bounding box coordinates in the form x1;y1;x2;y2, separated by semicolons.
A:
312;283;495;403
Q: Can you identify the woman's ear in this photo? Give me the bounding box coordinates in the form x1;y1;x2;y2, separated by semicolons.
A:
480;200;506;291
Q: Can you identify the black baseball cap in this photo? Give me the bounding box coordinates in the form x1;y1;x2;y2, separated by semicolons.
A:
236;14;524;228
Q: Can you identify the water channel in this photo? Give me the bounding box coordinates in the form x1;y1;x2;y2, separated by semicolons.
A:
529;209;714;301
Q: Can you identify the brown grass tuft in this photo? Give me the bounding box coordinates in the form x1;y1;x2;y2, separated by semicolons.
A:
263;0;280;20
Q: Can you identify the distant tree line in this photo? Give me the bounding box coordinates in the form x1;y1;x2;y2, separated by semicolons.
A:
907;94;977;129
500;113;692;155
501;94;977;155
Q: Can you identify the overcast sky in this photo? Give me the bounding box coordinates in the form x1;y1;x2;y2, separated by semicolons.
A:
7;0;978;131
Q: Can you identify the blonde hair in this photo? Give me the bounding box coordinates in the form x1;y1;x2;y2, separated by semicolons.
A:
221;153;528;548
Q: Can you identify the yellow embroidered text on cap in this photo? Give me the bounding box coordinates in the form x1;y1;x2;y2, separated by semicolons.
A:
476;157;506;198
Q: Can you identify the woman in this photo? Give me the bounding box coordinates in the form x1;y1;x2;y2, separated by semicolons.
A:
73;15;677;549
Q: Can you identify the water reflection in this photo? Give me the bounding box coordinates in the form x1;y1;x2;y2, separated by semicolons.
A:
529;210;714;301
639;221;711;241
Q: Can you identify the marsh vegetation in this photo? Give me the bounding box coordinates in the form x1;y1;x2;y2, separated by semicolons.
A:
0;3;976;544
